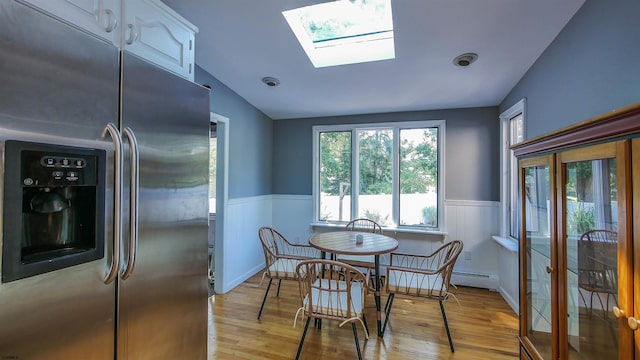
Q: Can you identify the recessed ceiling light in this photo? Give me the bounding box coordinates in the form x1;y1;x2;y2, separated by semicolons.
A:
453;53;478;67
262;77;280;87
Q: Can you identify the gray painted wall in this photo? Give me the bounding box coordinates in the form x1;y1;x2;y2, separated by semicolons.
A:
272;107;500;201
195;65;273;199
500;0;640;139
189;0;640;202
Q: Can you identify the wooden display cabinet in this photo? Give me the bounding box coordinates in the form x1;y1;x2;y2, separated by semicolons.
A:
513;102;640;359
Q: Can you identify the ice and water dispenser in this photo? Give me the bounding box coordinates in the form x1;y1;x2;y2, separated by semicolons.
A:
2;140;106;282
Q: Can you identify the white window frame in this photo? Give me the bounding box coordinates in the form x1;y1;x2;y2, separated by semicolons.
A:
209;121;217;218
499;98;526;240
312;120;445;233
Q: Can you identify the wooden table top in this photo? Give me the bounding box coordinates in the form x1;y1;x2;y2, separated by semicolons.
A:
309;231;399;256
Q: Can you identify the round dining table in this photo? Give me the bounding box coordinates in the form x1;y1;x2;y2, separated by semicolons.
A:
309;230;399;337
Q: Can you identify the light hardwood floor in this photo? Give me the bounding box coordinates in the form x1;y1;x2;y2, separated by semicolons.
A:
207;272;520;359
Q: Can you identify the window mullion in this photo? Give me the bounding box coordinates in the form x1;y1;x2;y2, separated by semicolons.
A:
352;129;359;221
312;128;320;222
392;127;399;227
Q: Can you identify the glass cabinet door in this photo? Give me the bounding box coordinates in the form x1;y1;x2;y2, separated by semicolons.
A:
558;141;632;359
520;155;556;360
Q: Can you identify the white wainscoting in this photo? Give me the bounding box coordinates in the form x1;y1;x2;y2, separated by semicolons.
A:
444;200;501;290
218;195;272;294
221;195;516;311
493;236;520;314
270;196;504;289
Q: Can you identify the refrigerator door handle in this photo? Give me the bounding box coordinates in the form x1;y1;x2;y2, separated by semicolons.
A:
121;127;139;280
103;123;123;284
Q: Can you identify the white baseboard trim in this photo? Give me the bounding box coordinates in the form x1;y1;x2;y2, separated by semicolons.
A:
221;263;264;294
499;285;519;315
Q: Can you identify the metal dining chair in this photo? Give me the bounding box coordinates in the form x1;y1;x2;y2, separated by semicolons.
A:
383;240;463;352
293;259;370;360
257;226;320;319
577;229;618;317
338;218;384;282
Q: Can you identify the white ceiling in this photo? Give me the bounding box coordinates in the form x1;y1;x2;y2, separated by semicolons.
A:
161;0;585;120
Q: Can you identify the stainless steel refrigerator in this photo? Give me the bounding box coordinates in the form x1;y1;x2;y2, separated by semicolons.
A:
0;1;209;359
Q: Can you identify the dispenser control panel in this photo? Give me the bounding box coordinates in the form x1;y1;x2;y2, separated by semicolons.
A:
20;149;99;187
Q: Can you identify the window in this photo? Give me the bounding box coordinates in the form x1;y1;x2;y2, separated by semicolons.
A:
313;120;444;230
282;0;395;68
500;99;525;239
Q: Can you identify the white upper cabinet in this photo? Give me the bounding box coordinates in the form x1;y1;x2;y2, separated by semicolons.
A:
17;0;121;46
122;0;197;81
17;0;198;81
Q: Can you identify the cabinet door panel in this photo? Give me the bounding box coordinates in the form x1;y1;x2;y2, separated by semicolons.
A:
558;141;632;360
17;0;120;45
123;0;196;80
520;155;556;360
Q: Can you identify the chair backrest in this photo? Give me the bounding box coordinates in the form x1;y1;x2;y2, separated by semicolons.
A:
258;226;319;268
296;259;367;321
426;240;463;292
258;227;285;266
578;230;617;291
582;229;616;242
394;240;462;270
387;240;463;299
345;218;383;234
259;226;307;281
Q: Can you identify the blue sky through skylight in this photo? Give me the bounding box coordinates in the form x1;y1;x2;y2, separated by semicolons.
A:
283;0;395;68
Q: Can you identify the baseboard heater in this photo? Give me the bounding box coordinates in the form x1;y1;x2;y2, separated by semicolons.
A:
451;271;498;291
452;271;492;279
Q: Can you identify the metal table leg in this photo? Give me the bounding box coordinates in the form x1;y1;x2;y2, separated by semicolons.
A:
375;254;382;337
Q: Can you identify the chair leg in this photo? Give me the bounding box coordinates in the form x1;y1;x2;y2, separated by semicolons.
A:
276;279;282;297
257;278;273;319
439;300;454;352
594;292;606;316
578;289;588;315
352;322;363;360
362;313;370;336
384;293;394;314
382;293;395;335
295;317;311;360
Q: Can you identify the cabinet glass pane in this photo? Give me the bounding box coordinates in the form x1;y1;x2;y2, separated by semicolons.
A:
565;158;618;359
524;165;552;358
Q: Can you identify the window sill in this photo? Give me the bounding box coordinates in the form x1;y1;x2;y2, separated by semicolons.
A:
311;222;447;237
492;235;518;253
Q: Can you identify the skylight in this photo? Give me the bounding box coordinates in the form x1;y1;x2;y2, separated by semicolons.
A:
283;0;395;68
